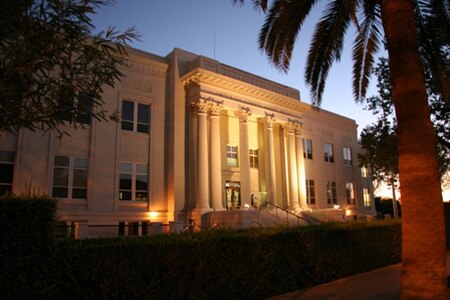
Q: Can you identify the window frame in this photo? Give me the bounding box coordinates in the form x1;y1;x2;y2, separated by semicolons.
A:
121;100;151;134
305;179;316;205
249;149;259;168
343;146;353;166
326;181;337;205
52;155;88;200
346;182;355;205
363;188;371;207
0;150;15;196
324;143;334;163
226;145;238;167
119;162;149;202
302;139;313;160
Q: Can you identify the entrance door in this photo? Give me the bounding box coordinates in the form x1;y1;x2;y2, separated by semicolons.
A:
225;181;240;209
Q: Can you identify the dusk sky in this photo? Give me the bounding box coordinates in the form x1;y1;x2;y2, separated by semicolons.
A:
91;0;384;135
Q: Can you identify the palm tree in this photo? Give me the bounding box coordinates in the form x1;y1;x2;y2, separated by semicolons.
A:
234;0;449;298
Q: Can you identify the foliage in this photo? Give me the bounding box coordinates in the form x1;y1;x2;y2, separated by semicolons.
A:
360;57;450;182
1;222;401;299
0;0;139;135
0;194;57;299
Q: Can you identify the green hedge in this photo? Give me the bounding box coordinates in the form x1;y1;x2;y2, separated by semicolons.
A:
41;221;400;300
0;195;57;299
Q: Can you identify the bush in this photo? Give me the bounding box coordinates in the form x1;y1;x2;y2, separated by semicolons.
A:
0;194;57;299
43;221;400;299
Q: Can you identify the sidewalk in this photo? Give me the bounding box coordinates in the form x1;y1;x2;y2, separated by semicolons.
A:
269;252;450;300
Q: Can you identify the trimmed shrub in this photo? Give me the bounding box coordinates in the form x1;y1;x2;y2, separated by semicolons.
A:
0;194;57;299
43;221;400;299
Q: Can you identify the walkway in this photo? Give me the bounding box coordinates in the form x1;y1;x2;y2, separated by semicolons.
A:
270;252;450;300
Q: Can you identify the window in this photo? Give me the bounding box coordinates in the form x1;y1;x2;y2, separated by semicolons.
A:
121;100;150;133
119;162;148;201
361;167;369;178
324;143;334;162
346;182;355;205
59;92;92;125
305;179;316;205
226;145;238;167
326;181;337;205
363;188;371;207
249;149;258;168
343;147;352;165
303;139;313;160
0;151;14;196
52;156;88;199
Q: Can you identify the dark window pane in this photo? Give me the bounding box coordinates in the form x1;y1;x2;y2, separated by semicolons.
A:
136;175;148;190
72;188;87;199
135;192;147;201
119;174;132;189
119;222;125;236
53;167;69;186
0;184;12;196
52;187;68;198
121;121;134;131
122;101;134;121
138;104;149;124
137;124;149;133
73;169;88;187
76;93;92;124
119;191;132;200
0;164;14;183
54;156;69;167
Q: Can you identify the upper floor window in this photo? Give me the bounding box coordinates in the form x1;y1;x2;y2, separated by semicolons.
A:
324;143;334;163
226;145;238;167
305;179;316;205
0;150;15;196
346;182;355;205
303;139;313;160
326;181;337;205
52;155;88;199
121;100;150;133
59;92;92;125
119;162;148;201
249;149;258;168
343;147;352;165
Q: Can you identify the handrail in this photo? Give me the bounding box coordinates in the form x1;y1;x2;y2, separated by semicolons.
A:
265;201;321;225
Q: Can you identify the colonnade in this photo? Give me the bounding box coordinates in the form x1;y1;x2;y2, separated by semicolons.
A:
191;98;306;212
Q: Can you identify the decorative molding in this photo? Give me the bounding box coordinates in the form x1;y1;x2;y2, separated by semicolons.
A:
122;79;153;93
263;113;276;129
126;61;167;78
235;106;252;123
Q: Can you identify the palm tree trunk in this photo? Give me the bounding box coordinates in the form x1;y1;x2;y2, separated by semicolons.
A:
380;0;448;298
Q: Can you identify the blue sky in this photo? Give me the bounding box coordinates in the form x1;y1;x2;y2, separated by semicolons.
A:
91;0;382;135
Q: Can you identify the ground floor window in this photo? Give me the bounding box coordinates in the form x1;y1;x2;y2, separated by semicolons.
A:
52;155;88;199
0;150;14;196
326;181;337;205
363;188;371;207
305;179;315;205
119;162;148;201
346;182;355;205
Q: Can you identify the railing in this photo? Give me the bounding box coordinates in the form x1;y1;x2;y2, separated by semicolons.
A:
264;201;321;225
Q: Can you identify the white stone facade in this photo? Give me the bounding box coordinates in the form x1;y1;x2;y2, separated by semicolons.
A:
0;47;375;234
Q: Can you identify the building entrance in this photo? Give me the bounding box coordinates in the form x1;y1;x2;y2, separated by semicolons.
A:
225;181;241;209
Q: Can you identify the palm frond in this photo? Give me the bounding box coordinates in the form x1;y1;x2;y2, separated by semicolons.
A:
305;0;357;106
258;0;320;73
231;0;268;13
352;1;382;102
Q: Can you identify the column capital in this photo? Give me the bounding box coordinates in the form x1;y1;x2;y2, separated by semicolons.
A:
191;100;209;114
264;113;276;129
235;106;252;123
209;101;223;116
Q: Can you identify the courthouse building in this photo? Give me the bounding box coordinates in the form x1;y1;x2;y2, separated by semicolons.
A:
0;47;375;235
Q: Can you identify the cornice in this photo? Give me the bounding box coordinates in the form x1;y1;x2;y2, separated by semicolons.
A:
181;68;309;113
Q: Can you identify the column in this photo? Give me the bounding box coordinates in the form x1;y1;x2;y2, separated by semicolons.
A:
235;107;251;208
285;122;300;211
192;100;210;210
209;101;224;210
264;114;277;205
295;124;307;208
